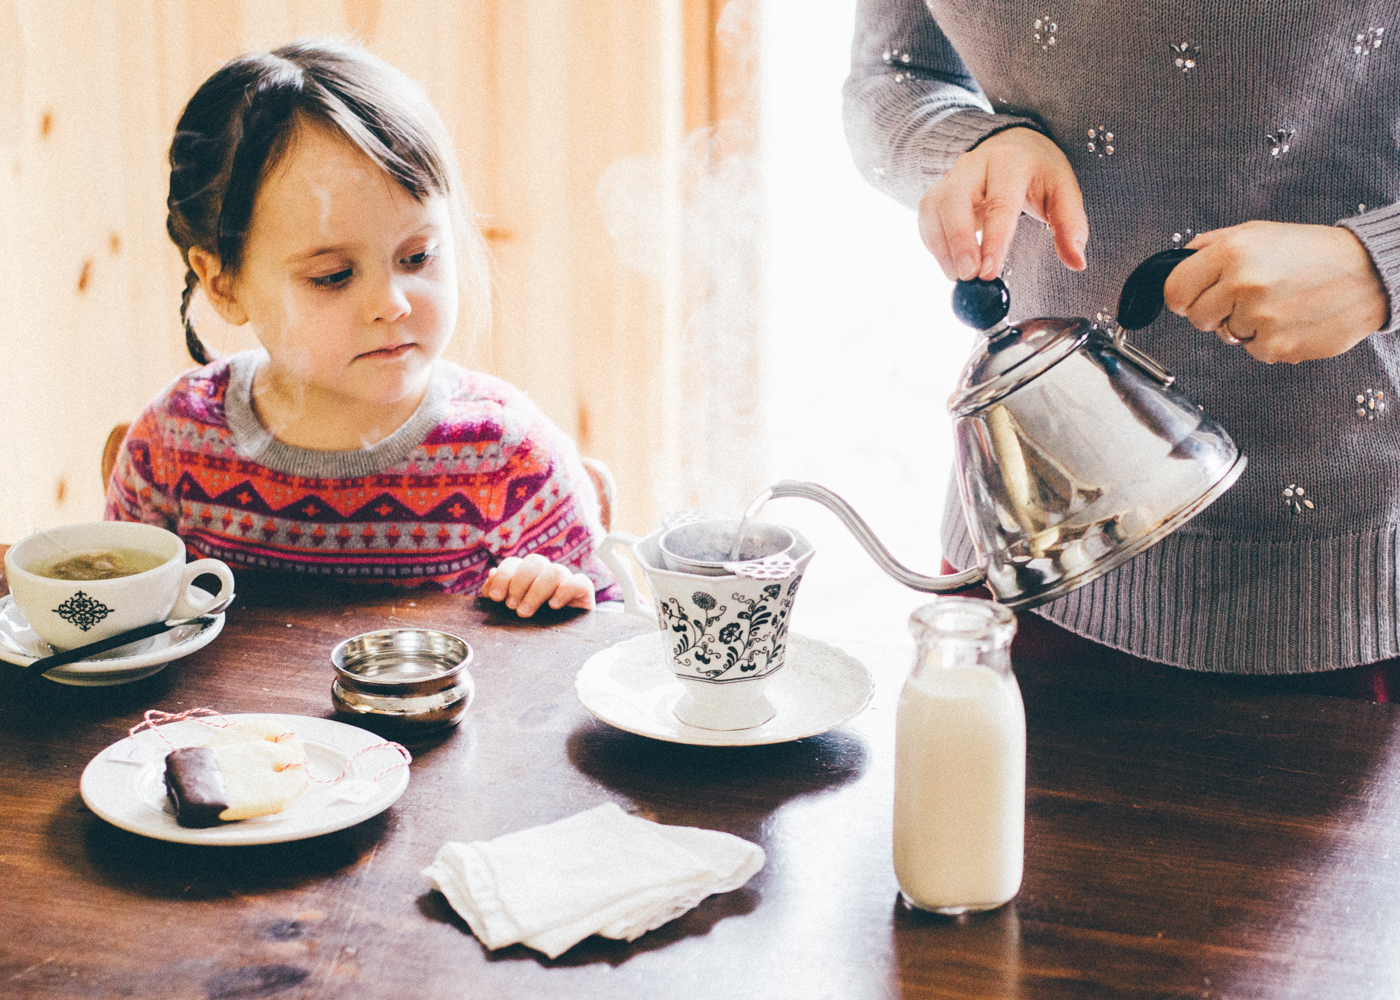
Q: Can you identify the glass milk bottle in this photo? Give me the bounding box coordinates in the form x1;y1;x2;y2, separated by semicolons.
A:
894;598;1025;914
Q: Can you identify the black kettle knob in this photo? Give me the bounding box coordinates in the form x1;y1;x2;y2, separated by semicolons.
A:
952;278;1011;331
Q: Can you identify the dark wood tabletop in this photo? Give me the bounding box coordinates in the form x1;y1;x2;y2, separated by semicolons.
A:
4;552;1400;1000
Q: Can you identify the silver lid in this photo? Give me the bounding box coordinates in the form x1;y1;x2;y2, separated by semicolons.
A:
947;316;1091;417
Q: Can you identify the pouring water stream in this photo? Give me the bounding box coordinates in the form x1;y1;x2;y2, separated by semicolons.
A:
727;491;773;561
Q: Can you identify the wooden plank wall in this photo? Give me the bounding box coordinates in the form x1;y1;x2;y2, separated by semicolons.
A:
0;0;761;543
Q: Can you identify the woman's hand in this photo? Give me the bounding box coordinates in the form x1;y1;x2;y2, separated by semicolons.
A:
481;554;596;617
1163;221;1389;364
918;126;1089;281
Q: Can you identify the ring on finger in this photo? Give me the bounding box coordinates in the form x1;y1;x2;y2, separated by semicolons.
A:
1218;318;1242;347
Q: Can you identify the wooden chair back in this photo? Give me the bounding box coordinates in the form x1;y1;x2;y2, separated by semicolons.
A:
101;423;131;489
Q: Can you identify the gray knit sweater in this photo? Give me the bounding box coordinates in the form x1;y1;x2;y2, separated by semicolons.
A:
843;0;1400;674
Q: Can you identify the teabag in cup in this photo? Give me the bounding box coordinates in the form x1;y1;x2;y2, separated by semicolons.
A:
657;518;795;577
24;529;74;567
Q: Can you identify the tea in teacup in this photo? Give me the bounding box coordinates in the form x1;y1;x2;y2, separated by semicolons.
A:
33;548;169;581
4;522;235;651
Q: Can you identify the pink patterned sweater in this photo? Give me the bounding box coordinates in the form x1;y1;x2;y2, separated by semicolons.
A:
105;352;618;599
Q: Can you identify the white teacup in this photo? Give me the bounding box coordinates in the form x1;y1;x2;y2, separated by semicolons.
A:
599;523;814;730
4;522;235;651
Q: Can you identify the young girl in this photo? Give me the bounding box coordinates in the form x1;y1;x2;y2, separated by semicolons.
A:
106;39;615;617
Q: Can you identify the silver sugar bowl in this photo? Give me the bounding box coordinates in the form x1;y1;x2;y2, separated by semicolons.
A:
331;629;475;732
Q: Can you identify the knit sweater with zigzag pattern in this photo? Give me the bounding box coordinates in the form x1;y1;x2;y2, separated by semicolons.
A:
105;351;617;599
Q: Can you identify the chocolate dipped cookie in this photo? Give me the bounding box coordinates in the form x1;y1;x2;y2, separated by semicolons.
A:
163;721;308;827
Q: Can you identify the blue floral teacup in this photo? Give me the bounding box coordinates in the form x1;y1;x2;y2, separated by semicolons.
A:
598;523;814;730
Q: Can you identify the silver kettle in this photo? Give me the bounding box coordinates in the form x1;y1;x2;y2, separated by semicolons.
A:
761;249;1246;610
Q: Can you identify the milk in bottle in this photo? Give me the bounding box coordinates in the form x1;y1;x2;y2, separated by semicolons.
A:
894;598;1024;913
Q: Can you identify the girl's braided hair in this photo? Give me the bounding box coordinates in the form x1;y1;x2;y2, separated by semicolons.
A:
166;39;488;364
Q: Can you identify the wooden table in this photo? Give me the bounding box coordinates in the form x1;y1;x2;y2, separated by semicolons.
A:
4;558;1400;999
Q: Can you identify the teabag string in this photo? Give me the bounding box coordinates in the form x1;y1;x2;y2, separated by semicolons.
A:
22;527;74;566
127;707;412;782
39;529;73;551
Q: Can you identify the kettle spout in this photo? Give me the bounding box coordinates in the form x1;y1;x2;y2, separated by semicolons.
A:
763;481;987;594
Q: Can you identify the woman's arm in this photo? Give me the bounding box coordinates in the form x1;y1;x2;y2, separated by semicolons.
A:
842;0;1086;280
1340;204;1400;335
1162;221;1388;364
841;0;1041;210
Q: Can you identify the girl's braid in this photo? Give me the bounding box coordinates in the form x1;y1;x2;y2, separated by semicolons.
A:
179;266;213;366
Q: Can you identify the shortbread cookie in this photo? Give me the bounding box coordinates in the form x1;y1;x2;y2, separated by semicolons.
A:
163;723;308;827
201;719;303;751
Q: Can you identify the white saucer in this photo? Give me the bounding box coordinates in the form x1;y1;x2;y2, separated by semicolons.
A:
80;713;411;845
0;594;225;686
575;631;873;746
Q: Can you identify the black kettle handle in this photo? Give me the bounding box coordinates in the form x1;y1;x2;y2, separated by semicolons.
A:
1116;248;1197;330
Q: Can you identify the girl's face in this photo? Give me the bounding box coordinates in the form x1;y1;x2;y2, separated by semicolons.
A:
222;122;458;415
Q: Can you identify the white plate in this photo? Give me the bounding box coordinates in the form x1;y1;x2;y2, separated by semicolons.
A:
575;631;874;746
80;713;411;845
0;594;224;685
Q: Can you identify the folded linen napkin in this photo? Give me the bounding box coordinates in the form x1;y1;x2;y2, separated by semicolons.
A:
422;802;765;958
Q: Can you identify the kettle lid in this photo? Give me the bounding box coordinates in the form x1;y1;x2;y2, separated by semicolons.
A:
946;278;1090;417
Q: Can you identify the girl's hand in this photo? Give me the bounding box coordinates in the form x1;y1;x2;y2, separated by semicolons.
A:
918;126;1089;282
1163;221;1389;364
481;554;596;617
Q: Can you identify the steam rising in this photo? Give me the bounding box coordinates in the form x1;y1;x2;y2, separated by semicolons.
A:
0;3;23;150
597;1;765;517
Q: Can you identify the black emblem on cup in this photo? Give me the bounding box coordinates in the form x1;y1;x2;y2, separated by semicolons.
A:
54;591;114;631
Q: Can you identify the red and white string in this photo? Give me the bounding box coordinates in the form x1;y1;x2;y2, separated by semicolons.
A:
127;706;411;781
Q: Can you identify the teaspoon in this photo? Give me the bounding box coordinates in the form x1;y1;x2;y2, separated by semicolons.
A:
17;594;235;683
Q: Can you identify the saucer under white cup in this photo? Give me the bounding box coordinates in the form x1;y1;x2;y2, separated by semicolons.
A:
4;522;234;652
0;595;225;685
574;631;873;746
